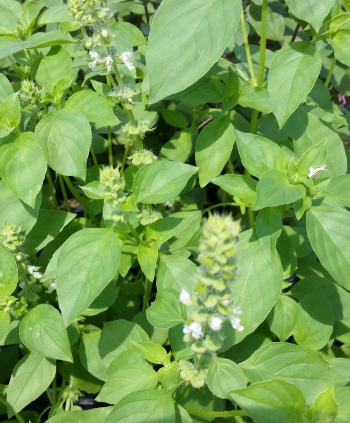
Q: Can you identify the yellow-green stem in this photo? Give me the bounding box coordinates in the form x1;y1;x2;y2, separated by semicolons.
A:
185;408;247;418
58;174;71;212
325;56;336;88
240;10;257;85
46;170;59;209
108;126;113;165
0;397;26;423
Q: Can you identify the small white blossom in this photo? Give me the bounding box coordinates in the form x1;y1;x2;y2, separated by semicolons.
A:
101;29;109;38
47;281;57;294
308;164;327;178
179;289;192;306
183;322;203;339
120;52;135;71
232;305;242;315
89;50;99;68
15;254;22;261
209;316;222;331
105;55;113;72
28;265;42;279
229;315;244;332
28;265;36;274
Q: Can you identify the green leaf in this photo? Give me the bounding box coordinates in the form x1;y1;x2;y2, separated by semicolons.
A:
334;387;350;423
212;174;257;205
35;109;92;180
0;310;11;341
253;170;306;211
146;0;242;103
157;362;179;390
79;330;108;382
146;289;186;329
20;0;45;31
0;132;47;207
255;207;282;263
0;74;13;101
56;228;120;326
207;357;249;399
305;385;338;422
0;243;17;296
160;129;193;163
99;320;150;368
46;408;112;423
268;42;322;128
306;205;350;290
65;90;120;126
19;304;72;362
6;352;55;417
248;4;285;42
137;242;158;281
229;379;306;423
23;209;75;254
195;116;235;187
133;160;198;204
267;295;298;342
235;130;288;178
324;175;350;208
36;46;72;94
330;29;350;67
132;341;168;365
37;5;73;26
105;390;176;423
97;362;158;405
285;0;336;32
156;254;198;294
293;291;334;350
238;85;272;114
0;93;21;137
229;229;282;345
241;342;340;403
0;180;41;233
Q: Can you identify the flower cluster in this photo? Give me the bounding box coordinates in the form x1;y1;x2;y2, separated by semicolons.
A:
0;222;25;253
128;149;157;166
108;85;140;108
179;214;243;387
67;0;110;28
137;209;162;226
122;120;151;139
99;166;128;206
19;80;41;111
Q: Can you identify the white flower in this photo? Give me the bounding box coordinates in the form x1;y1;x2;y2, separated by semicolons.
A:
101;29;109;38
47;281;57;294
183;322;203;339
308;164;327;178
28;265;42;279
105;55;113;72
89;50;99;68
179;289;192;306
120;51;135;71
28;265;36;274
229;315;244;332
209;316;222;331
232;305;242;315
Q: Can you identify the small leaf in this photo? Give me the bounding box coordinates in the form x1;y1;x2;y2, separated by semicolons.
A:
305;385;338;422
137;242;158;281
6;352;55;417
133;160;198;204
195;116;236;187
146;290;186;329
285;0;336;32
132;341;168;365
212;174;257;205
19;304;72;362
0;243;18;296
266;296;299;341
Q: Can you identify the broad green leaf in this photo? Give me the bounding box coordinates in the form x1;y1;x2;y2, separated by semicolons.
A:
133;160;198;204
324;175;350;208
0;243;17;296
146;289;186;329
160;130;193;163
46;408;112;423
105;390;176;423
235;130;288;178
305;385;338;422
295;141;327;180
207;357;249;399
195;116;235;187
0;310;10;341
212;174;257;205
255;207;282;263
0;74;13;100
110;22;146;47
179;385;225;420
0;93;21;137
137;242;158;281
6;352;55;417
37;5;73;25
36;46;72;94
20;0;45;31
132;341;168;365
0;180;41;233
82;285;120;317
35;110;92;180
253;170;306;210
99;320;150;368
65;90;120;126
147;0;242;103
97;363;158;405
23;209;75;254
228;229;282;346
156;254;198;293
56;228;120;325
0;9;17;36
241;342;340;403
306;205;350;290
293;291;334;350
0;132;47;207
157;362;179;390
285;0;335;31
168;325;193;361
229;379;306;423
79;330;108;382
145;216;187;243
330;29;350;67
268;42;322;127
277;226;298;278
334;387;350;423
248;4;285;42
19;304;72;362
267;295;298;342
238;85;272;114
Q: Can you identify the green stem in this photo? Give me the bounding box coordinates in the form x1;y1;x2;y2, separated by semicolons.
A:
63;176;100;226
325;56;336;88
58;174;71;212
240;10;257;85
120;140;131;174
46;170;59;209
108;126;113;166
142;276;153;311
90;145;98;166
202;202;240;214
185;408;247;418
0;397;26;423
126;221;141;244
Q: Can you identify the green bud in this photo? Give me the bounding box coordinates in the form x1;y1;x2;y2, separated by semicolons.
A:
204;295;218;308
191;372;205;388
180;367;194;382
